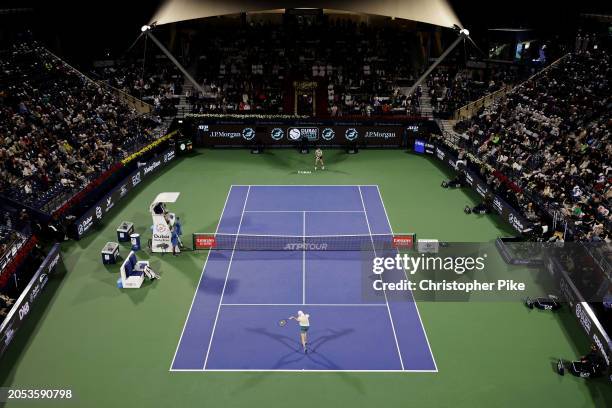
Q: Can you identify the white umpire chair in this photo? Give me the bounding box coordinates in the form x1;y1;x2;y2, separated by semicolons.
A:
149;192;181;254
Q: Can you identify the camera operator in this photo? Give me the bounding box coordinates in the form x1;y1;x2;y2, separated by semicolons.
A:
471;192;493;215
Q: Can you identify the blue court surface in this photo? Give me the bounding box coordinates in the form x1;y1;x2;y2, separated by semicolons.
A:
171;185;437;372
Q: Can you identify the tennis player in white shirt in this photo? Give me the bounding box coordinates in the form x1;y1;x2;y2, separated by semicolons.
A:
289;310;310;353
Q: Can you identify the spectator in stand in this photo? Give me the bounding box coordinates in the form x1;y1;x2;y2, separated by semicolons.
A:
0;293;16;320
94;60;182;118
427;66;525;119
450;46;611;241
180;17;423;116
0;42;160;211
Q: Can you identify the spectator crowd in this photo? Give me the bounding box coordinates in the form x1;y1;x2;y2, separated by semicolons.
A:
0;42;159;211
427;66;522;118
104;17;426;117
94;59;182;118
452;48;611;241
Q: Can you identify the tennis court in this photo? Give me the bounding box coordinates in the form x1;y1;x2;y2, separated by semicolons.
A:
171;185;436;372
4;149;607;407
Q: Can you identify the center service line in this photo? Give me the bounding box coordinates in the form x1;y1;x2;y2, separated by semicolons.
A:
302;211;306;305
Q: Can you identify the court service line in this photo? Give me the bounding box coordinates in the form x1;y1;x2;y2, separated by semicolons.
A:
221;303;387;307
244;210;365;213
374;185;438;372
203;185;251;370
302;211;306;305
210;233;392;238
231;184;379;187
169;186;234;371
173;368;438;373
358;186;405;371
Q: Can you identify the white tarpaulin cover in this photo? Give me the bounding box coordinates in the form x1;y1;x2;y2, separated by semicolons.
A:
149;0;462;28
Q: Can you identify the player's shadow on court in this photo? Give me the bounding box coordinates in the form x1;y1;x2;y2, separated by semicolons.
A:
237;327;366;395
309;328;353;351
246;327;354;370
246;328;300;353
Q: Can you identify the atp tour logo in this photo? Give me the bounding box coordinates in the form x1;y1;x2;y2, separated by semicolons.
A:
95;206;103;219
270;128;284;141
322;128;335;141
242;127;255;141
345;128;358;141
284;243;328;250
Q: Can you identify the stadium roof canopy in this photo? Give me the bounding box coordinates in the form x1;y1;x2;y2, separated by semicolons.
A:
149;0;462;28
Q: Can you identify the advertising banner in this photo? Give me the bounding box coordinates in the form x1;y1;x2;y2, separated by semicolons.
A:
0;244;62;357
414;139;435;154
197;124;405;147
193;234;217;250
75;148;176;238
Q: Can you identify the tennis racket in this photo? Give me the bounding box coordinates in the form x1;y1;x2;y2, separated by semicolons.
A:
278;318;289;327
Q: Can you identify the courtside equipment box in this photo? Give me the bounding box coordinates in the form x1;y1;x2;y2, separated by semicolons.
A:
130;233;141;251
101;242;120;265
418;239;439;253
116;221;134;242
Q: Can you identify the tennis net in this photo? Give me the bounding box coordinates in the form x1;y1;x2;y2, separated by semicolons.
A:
192;233;416;251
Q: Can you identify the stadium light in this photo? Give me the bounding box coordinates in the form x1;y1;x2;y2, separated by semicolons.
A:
407;25;473;96
138;24;206;96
